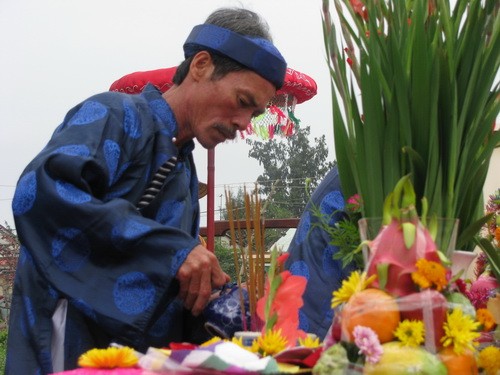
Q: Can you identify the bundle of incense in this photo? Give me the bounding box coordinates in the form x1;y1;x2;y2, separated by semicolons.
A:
224;184;267;331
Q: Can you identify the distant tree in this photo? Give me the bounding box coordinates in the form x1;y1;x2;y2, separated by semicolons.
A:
222;186;252;221
214;242;240;282
0;223;20;322
246;125;335;218
215;126;334;251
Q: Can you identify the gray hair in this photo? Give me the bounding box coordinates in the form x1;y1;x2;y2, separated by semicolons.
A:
204;7;272;40
172;7;273;84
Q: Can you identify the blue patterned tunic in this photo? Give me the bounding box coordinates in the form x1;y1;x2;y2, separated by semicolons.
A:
284;166;356;339
7;84;202;375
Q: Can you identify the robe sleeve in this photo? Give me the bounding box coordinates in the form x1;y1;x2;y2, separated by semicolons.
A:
12;93;199;344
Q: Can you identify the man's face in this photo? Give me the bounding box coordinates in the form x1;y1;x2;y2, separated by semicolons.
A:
190;69;276;149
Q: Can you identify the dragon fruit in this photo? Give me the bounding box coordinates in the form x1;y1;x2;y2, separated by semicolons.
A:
364;175;444;297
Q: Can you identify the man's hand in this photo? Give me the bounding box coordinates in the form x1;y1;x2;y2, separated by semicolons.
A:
175;244;230;316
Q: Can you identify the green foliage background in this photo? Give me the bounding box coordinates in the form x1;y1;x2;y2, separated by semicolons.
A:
214;242;240;282
323;0;500;250
0;328;7;373
246;125;335;218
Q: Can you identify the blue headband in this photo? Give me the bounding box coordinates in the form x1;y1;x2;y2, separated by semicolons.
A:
183;24;287;89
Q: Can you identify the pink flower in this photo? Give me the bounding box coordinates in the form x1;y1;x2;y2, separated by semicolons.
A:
346;194;361;210
353;326;383;364
470;275;499;294
468;275;499;309
455;278;468;294
474;252;488;279
347;194;360;205
454;275;498;309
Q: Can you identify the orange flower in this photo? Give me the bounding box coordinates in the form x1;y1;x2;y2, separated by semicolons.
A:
256;248;307;346
276;252;289;273
476;308;496;331
411;258;448;291
78;347;138;369
257;270;307;345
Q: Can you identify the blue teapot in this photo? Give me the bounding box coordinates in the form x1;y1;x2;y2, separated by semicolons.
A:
203;283;251;339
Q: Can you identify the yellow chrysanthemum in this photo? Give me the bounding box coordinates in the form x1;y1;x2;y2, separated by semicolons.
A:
331;271;376;308
411;258;448;291
254;329;288;356
478;346;500;375
441;308;481;354
231;336;245;348
78;347;138;368
476;308;496;331
250;338;261;354
200;336;224;347
394;319;425;347
298;335;321;348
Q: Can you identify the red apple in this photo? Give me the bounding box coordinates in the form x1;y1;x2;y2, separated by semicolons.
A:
399;289;448;352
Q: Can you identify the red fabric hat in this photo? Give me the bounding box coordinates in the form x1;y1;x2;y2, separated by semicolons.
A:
110;66;316;102
109;66;317;139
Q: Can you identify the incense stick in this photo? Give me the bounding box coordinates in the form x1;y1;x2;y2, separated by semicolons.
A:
224;184;268;332
224;188;248;331
244;188;257;321
252;186;265;300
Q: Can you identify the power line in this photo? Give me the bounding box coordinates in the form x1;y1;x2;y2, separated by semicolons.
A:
215;177;317;186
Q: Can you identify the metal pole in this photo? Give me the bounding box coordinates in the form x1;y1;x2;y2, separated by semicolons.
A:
206;148;215;252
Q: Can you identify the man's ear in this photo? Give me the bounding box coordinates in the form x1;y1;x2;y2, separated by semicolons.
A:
189;51;214;82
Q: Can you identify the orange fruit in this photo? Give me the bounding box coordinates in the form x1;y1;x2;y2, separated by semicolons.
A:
340;288;400;343
438;347;478;375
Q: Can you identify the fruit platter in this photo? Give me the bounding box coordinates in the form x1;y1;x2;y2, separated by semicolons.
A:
313;177;500;374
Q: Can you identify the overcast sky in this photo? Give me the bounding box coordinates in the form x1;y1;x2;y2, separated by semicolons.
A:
0;0;335;227
2;0;498;229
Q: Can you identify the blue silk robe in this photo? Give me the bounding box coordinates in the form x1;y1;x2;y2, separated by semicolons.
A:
284;166;356;339
7;84;202;374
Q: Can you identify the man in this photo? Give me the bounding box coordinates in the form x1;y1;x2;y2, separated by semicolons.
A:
6;7;287;374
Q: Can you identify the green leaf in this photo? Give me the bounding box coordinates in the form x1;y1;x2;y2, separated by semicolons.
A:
264;248;282;332
402;222;416;249
428;215;438;242
457;213;495;250
321;0;499;253
476;237;500;283
377;263;389;291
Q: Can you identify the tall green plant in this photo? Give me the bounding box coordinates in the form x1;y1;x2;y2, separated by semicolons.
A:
322;0;500;250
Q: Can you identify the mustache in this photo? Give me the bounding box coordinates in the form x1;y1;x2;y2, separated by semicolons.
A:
214;124;237;140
